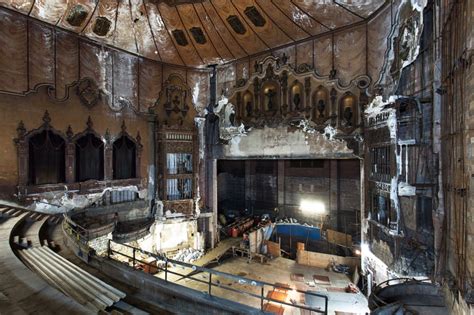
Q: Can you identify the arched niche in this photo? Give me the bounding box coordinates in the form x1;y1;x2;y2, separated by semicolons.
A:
113;135;136;180
14;111;69;188
243;91;254;117
261;81;279;113
339;93;357;128
28;130;66;185
111;121;143;180
72;117;105;182
289;80;304;112
312;86;329;121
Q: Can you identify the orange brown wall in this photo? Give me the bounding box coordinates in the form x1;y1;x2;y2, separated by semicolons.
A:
0;87;150;199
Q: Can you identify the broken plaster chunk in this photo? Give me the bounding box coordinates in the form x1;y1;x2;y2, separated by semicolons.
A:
324;125;337;141
398;182;416;196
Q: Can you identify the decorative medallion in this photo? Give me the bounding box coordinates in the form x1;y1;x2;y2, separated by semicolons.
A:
76;78;100;109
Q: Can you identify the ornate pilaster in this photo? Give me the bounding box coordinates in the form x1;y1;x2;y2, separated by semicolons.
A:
104;129;113;180
65;125;75;183
14;121;28;188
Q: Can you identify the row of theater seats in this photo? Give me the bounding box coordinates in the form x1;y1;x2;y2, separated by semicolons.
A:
18;245;126;313
0;205;133;314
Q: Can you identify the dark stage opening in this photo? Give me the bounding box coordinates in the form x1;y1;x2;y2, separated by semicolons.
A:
217;159;361;255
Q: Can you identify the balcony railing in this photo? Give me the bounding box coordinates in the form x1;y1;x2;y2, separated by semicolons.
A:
107;240;329;314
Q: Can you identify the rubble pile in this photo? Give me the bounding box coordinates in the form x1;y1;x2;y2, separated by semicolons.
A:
172;248;204;263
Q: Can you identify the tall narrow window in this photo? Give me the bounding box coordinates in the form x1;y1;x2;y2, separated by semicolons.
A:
29;130;65;185
113;136;136;179
417;196;433;230
370;146;391;182
76;134;104;181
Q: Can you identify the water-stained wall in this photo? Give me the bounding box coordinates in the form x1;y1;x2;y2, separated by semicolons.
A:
0;7;210;213
0;8;210;118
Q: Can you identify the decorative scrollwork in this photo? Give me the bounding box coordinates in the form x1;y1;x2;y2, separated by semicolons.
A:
296;63;313;74
16;121;26;141
66;125;74;139
42;110;52;127
236;78;247;88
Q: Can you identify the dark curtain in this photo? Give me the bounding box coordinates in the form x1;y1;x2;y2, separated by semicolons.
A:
29;130;65;185
113;136;136;179
76;133;104;181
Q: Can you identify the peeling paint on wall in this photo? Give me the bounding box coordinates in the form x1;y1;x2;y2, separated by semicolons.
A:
221;122;354;159
28;185;146;214
374;0;427;95
135;218;204;254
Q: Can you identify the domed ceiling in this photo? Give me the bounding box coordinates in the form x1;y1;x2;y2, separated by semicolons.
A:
0;0;387;67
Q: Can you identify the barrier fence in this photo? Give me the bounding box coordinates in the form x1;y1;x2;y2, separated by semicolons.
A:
107;240;328;314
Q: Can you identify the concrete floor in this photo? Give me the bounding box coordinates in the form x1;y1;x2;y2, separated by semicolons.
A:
155;255;369;314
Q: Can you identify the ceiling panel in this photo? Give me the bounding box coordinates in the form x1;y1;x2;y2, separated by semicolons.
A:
255;0;309;41
158;2;203;66
176;4;222;64
231;0;292;48
0;0;388;67
209;0;267;55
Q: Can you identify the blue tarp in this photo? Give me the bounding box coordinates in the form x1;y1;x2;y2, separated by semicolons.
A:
274;224;321;241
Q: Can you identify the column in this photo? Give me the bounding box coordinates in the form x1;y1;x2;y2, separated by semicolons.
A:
65;142;75;184
211;159;218;246
147;113;157;207
194;117;206;213
277;160;286;217
329;159;339;230
245;160;252;211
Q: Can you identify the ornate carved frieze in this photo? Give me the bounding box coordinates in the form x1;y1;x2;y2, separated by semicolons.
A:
153;74;195;128
213;96;247;141
228;56;370;138
15;113;143;195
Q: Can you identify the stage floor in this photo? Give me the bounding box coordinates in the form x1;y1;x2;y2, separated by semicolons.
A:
155;252;369;314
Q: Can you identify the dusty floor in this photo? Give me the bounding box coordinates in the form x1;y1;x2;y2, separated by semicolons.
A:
155;254;369;314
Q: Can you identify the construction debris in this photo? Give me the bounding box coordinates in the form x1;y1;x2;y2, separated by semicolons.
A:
172;248;204;263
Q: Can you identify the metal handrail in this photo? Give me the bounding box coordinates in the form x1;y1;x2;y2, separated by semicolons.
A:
107;240;329;314
62;215;329;313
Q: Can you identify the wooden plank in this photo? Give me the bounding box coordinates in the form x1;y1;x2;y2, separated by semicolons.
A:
267;240;281;257
327;229;352;247
296;249;359;272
